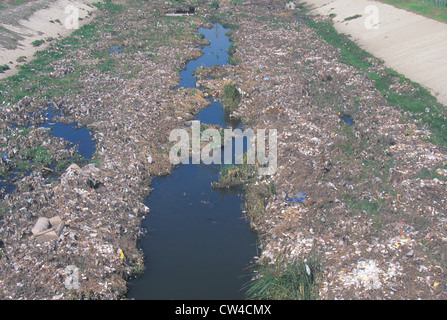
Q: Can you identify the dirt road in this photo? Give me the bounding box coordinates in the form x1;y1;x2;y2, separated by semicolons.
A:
304;0;447;107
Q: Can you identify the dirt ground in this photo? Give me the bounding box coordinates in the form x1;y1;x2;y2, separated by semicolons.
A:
304;0;447;107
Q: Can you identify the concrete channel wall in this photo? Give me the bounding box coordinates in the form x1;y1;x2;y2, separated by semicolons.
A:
305;0;447;107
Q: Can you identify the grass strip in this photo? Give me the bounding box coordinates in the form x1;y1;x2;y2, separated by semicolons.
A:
303;17;447;147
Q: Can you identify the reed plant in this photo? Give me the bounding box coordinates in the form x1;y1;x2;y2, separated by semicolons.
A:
244;256;321;300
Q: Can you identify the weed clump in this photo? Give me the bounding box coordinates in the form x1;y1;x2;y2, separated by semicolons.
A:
221;84;240;112
31;39;44;47
0;64;10;72
244;257;321;300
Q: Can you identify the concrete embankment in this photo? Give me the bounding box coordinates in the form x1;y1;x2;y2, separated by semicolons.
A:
305;0;447;107
0;0;98;79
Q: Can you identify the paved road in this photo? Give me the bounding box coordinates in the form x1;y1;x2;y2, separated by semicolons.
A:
305;0;447;107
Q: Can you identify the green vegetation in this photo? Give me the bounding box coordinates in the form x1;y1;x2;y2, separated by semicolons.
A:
31;39;45;47
0;64;10;73
16;56;26;62
244;257;321;300
303;17;447;147
289;5;447;239
12;0;30;5
227;43;237;55
0;20;102;104
54;154;95;174
0;0;213;183
214;162;276;219
24;146;52;166
344;14;362;21
208;9;240;30
228;55;240;65
92;0;125;14
214;164;255;188
221;84;241;112
415;161;447;181
379;0;447;23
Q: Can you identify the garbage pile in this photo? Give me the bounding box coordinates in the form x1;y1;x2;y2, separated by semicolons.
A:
0;0;211;299
200;0;446;299
1;0;446;300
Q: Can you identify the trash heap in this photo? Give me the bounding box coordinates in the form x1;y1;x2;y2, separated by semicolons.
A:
0;0;446;300
0;0;211;299
198;0;446;299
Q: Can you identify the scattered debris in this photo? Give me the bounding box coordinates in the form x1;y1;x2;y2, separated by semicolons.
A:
0;0;445;300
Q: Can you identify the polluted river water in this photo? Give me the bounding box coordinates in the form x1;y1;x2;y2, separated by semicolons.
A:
40;104;97;160
126;23;258;300
0;104;97;198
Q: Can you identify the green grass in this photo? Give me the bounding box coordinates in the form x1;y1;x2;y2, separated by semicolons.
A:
244;257;321;300
415;162;447;181
92;0;125;14
379;0;447;24
221;84;241;112
13;0;30;5
0;64;10;73
304;19;373;71
54;154;94;174
303;17;447;147
344;14;362;21
0;21;102;103
227;43;237;55
24;146;52;166
227;55;240;65
297;7;447;238
214;164;255;187
208;10;240;30
31;39;45;47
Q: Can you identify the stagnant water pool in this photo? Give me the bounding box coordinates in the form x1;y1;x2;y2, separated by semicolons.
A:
126;23;258;300
1;104;97;198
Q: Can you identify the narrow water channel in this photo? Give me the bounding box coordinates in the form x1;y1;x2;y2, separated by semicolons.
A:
126;23;258;300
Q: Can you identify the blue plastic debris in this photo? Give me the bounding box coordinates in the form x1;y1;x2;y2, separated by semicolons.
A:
263;76;270;80
289;193;307;203
342;115;354;126
109;45;122;53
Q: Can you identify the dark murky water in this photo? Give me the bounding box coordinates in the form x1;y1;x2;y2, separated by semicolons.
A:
126;23;258;300
41;105;97;160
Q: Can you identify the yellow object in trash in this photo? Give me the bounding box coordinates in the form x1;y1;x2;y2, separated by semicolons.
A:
119;249;125;260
